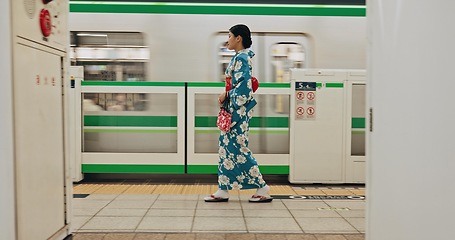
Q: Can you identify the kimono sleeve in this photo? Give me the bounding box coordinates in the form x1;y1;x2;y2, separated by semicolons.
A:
227;55;253;110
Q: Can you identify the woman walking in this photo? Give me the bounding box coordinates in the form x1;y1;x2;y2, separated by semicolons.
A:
204;24;272;203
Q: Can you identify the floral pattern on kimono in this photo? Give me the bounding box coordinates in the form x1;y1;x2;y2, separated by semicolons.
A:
217;49;267;190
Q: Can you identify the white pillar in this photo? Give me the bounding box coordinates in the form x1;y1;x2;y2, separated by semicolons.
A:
367;1;455;240
0;1;16;240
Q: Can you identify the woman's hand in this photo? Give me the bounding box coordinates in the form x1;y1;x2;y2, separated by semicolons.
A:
218;91;228;105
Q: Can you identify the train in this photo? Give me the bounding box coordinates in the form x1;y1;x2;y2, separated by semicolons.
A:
67;1;367;182
69;1;366;83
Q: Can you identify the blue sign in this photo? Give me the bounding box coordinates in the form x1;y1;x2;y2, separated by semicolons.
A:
295;82;316;91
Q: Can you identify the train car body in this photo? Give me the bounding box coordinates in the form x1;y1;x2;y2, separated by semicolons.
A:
69;2;366;82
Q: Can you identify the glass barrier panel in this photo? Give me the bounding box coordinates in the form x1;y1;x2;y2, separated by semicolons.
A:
82;93;178;153
351;84;366;156
194;94;289;154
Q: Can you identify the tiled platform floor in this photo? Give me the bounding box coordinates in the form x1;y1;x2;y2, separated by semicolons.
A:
71;233;365;240
72;184;365;239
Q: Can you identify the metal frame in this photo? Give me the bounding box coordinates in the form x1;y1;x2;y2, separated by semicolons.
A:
344;72;366;183
186;85;291;172
80;85;186;168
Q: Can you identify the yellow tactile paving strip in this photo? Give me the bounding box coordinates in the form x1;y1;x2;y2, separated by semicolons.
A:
74;184;365;196
293;189;327;196
122;184;157;194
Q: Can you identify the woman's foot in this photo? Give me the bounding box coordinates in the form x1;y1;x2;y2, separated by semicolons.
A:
204;189;229;202
249;185;273;203
249;195;273;202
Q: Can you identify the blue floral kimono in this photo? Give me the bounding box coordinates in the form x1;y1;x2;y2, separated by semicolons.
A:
217;49;267;190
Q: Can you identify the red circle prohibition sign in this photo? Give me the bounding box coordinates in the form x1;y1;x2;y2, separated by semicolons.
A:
296;106;305;115
296;91;305;100
307;107;315;115
307;92;315;100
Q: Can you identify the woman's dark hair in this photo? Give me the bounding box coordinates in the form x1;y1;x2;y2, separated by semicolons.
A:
229;24;252;48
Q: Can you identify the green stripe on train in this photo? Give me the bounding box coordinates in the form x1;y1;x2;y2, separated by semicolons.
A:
196;116;288;128
84;116;177;127
82;81;185;87
69;2;366;17
187;165;289;174
82;164;184;173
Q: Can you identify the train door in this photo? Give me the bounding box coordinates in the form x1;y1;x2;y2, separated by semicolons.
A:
259;34;307;116
214;34;260;82
262;34;307;83
214;33;308;83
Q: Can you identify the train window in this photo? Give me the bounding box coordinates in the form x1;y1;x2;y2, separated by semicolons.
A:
82;93;147;112
82;92;178;153
270;43;304;83
217;42;236;82
71;32;145;46
215;33;306;83
215;32;258;83
70;32;149;82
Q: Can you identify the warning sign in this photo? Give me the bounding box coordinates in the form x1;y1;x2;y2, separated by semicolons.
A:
296;107;305;119
306;91;316;105
306;107;315;119
296;91;305;101
307;92;315;100
307;107;315;115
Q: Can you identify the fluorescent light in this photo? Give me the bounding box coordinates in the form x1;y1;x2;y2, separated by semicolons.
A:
76;33;107;37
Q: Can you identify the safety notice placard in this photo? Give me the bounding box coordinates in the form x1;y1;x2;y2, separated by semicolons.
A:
295;82;316;120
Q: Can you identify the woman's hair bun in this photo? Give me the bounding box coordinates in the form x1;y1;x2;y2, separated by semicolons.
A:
229;24;252;48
